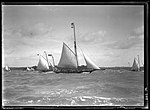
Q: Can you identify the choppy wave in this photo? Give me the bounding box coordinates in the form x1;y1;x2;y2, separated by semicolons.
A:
3;87;144;106
3;95;144;106
2;69;144;106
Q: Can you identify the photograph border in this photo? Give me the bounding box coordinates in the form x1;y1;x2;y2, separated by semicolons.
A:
1;1;149;109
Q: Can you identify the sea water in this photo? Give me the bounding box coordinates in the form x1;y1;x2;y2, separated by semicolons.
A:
2;69;144;106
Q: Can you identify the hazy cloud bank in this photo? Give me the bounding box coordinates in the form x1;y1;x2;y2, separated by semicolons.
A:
103;25;144;49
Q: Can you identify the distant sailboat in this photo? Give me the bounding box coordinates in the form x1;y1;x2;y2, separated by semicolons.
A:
53;23;100;73
30;67;35;71
131;57;140;71
26;67;31;71
141;60;144;67
4;65;11;72
131;55;144;72
141;58;144;72
37;51;52;72
26;67;34;71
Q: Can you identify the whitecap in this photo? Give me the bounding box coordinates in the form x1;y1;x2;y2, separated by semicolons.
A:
82;96;93;99
79;96;86;101
28;100;33;103
71;100;77;105
37;100;41;102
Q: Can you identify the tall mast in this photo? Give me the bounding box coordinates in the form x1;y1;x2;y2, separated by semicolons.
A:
71;23;78;67
137;55;140;71
48;54;55;71
44;51;51;67
48;54;55;67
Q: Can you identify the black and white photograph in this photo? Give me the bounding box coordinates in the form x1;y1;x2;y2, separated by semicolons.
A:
2;3;147;108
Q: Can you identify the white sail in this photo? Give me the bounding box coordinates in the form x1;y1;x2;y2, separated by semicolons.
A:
4;65;10;71
131;58;140;71
44;51;52;67
83;53;100;69
58;42;78;68
26;67;31;71
5;66;9;71
37;55;49;71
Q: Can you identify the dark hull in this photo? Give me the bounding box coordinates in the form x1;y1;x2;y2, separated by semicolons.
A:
53;67;98;73
36;67;98;73
37;68;53;72
131;69;140;71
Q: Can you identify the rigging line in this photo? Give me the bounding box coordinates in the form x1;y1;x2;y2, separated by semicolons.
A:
44;51;51;66
76;44;84;57
76;44;87;65
68;43;73;48
63;42;76;56
39;54;49;63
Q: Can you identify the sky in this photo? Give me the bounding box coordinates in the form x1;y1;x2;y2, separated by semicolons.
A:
2;5;144;67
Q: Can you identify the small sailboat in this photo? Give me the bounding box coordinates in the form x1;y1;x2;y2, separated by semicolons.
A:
52;23;100;73
37;51;53;72
4;65;11;72
131;57;140;71
141;60;144;72
26;67;31;71
30;67;35;71
131;55;144;72
26;67;34;71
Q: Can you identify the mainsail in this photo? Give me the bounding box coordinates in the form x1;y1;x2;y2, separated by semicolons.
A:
83;52;100;69
37;55;49;71
131;58;140;71
58;42;78;68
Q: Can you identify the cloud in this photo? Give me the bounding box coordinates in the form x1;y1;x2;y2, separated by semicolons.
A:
77;30;106;44
4;23;54;39
19;23;54;38
3;22;57;61
3;22;56;49
105;39;139;49
104;25;144;49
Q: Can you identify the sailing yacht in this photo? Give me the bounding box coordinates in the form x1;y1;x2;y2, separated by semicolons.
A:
26;67;31;71
4;65;11;72
26;67;34;71
131;55;144;72
52;23;100;73
37;51;53;72
131;57;140;71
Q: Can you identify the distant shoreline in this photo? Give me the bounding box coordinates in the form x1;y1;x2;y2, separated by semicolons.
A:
2;66;144;71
